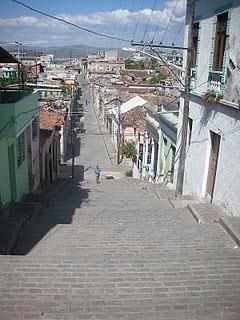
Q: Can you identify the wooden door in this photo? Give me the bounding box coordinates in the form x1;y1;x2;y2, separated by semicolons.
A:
206;131;221;200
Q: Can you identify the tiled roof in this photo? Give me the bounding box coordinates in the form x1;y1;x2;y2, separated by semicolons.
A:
39;108;64;131
120;106;146;133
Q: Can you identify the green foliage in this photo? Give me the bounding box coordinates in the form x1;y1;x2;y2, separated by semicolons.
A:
149;73;167;84
202;90;223;104
0;76;18;88
126;60;145;70
121;143;136;158
61;85;71;96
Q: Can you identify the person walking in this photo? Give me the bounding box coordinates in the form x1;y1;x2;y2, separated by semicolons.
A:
94;165;101;183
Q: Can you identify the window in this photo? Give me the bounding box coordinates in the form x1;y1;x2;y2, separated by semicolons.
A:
190;22;200;68
32;118;38;140
17;132;26;167
212;12;228;71
188;118;193;146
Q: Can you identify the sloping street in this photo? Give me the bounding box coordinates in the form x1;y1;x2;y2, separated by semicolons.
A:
0;82;240;320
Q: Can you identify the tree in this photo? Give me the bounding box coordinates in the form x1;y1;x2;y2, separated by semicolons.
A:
149;73;167;84
126;60;145;70
121;143;136;159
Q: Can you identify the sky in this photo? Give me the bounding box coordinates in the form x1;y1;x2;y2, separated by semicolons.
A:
0;0;186;48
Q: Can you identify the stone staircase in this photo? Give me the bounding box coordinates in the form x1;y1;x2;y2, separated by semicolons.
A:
0;174;240;320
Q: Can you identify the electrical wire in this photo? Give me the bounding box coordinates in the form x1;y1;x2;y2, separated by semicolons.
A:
0;118;15;135
160;0;180;44
151;0;167;43
10;0;131;44
109;0;124;48
171;21;184;46
119;0;135;48
132;0;145;41
142;0;157;43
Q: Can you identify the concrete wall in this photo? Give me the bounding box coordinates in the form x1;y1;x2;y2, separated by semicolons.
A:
30;120;40;191
15;135;29;202
0;138;11;204
0;135;29;204
123;127;137;144
180;94;240;216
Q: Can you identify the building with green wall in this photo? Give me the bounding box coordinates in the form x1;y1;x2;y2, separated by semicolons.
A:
138;102;178;185
0;90;38;205
0;67;17;79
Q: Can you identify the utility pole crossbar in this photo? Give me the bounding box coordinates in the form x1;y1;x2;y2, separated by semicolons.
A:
131;43;188;51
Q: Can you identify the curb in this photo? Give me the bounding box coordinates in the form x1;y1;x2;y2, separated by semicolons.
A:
219;218;240;247
187;204;202;224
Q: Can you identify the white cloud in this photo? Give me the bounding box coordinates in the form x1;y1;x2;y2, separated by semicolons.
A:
0;3;186;47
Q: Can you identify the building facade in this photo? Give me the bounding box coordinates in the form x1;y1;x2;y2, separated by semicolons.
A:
0;90;38;205
176;0;240;216
135;106;178;185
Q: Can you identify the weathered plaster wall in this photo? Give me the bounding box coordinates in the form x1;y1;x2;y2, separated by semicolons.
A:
182;95;240;216
185;0;240;103
0;138;11;205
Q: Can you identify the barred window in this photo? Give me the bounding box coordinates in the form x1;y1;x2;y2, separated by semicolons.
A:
17;132;26;167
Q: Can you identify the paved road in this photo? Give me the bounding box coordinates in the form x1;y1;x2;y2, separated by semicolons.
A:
0;78;240;320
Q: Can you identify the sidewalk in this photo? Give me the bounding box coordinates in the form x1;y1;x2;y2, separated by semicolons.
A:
170;196;240;247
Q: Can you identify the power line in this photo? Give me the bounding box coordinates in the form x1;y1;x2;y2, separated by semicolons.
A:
142;0;157;43
171;21;184;45
10;0;131;44
161;0;180;44
151;0;167;43
132;0;145;41
119;0;135;47
109;0;124;48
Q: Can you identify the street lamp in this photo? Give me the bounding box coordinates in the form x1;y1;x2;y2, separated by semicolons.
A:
15;41;22;60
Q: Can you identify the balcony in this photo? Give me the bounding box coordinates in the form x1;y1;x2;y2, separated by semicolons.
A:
0;90;38;138
208;71;224;95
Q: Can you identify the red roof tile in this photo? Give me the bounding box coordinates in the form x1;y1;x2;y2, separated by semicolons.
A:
120;106;146;133
39;108;64;131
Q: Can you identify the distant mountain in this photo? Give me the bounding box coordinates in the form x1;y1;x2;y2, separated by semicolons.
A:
45;45;132;59
2;44;132;60
46;44;106;59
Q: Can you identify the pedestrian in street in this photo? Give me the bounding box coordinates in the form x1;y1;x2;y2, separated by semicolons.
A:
86;99;88;106
94;165;101;183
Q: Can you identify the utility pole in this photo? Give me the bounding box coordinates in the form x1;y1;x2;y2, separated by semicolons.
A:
35;50;38;87
70;89;76;179
117;96;121;165
71;115;75;179
175;0;195;197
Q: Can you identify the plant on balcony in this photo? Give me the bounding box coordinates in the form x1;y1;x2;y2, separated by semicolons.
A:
202;90;223;104
121;142;136;159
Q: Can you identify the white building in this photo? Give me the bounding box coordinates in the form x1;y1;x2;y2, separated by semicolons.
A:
176;0;240;216
108;96;147;149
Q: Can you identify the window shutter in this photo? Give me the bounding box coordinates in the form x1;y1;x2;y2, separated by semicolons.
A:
17;132;26;167
212;12;228;71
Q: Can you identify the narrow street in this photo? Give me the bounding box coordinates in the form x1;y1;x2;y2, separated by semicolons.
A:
0;81;240;320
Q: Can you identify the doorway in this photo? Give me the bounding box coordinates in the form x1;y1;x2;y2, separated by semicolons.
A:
206;131;221;201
